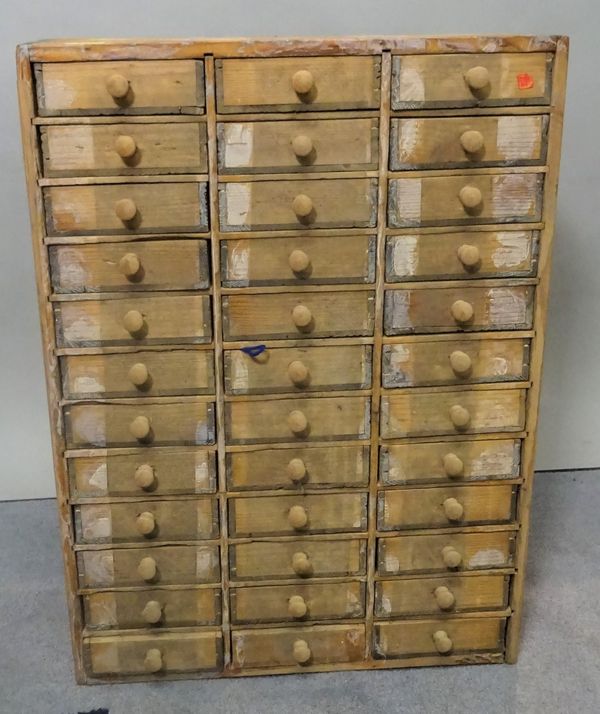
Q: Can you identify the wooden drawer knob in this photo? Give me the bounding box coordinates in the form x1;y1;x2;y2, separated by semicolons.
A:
134;464;156;490
434;586;456;611
106;73;130;99
292;134;314;158
289;249;311;274
115;197;138;222
141;600;163;624
130;415;152;441
432;630;453;654
288;595;308;619
118;252;141;278
115;134;137;159
449;350;472;377
292;639;312;665
128;362;150;388
465;66;490;91
143;648;163;673
291;70;314;95
449;404;471;429
458;185;483;210
288;505;309;530
137;556;157;581
460;129;484;154
123;309;145;335
457;244;481;269
288;409;309;436
287;457;307;483
450;300;474;324
288;360;310;386
292;194;314;218
441;545;462;569
292;304;313;329
443;497;465;522
292;551;312;577
443;453;464;478
136;511;156;536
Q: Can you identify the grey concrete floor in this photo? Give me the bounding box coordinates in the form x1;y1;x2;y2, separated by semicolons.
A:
0;471;598;714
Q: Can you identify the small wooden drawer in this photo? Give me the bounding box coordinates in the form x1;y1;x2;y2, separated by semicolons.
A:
380;389;526;439
74;498;219;544
226;444;369;491
217;118;378;172
68;448;216;498
64;399;215;448
222;291;375;341
377;484;516;531
36;60;205;115
377;530;515;576
374;575;509;618
390;115;548;170
391;53;551;109
221;235;376;287
230;581;365;624
84;587;221;630
229;493;368;537
388;173;543;230
383;284;534;335
85;631;222;677
49;240;210;293
225;396;370;445
41;122;208;177
232;624;366;669
230;538;367;581
385;230;537;281
382;338;530;388
379;439;521;486
224;345;372;395
54;295;212;348
218;178;377;231
76;544;220;588
44;182;209;236
216;57;380;112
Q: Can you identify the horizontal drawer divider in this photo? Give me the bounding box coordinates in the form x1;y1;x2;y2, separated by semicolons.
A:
390;106;551;119
223;337;374;350
388;165;548;179
44;232;211;246
50;288;212;302
383;330;534;344
225;438;371;452
70;493;220;505
380;381;530;395
217;170;379;183
228;532;368;544
221;283;374;295
215;110;381;122
73;538;223;552
377;478;522;491
383;278;538;291
374;607;513;622
83;625;222;639
78;582;223;595
33;115;210;126
64;444;218;458
226;487;370;499
56;344;216;357
229;575;368;588
38;174;209;187
214;227;378;241
385;222;544;236
223;389;372;403
60;393;216;407
378;431;528;446
373;567;515;581
375;523;520;539
228;618;367;631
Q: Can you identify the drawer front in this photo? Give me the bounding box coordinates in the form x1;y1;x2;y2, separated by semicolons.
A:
54;295;212;348
230;539;367;581
231;581;365;624
37;60;205;115
380;389;526;439
217;118;378;172
44;182;209;236
69;448;216;498
377;484;515;531
232;624;366;669
217;57;380;112
391;53;551;109
226;396;370;445
222;291;375;341
377;531;515;575
384;285;534;335
375;575;509;618
219;179;377;231
49;240;210;293
382;338;530;388
84;587;221;629
41;122;208;176
390;115;547;170
224;345;372;395
229;493;368;537
221;235;376;287
387;173;543;228
386;230;537;281
64;399;215;448
227;445;369;491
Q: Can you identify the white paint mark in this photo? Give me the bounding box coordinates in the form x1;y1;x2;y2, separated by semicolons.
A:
488;287;528;326
346;590;361;615
396;119;421;162
496;116;540;160
225;183;251;226
230;354;249;392
491;357;509;376
81;505;112;540
83;552;114;586
73;375;103;394
195;460;209;492
491;174;536;217
391;235;418;277
228;244;250;281
387;291;412;330
73;409;106;447
195;421;209;445
394;179;422;224
380;595;392;615
384;554;400;573
196;547;213;578
64;316;101;342
88;463;108;491
492;232;531;269
398;67;425;102
468;548;506;567
224;123;254;168
471;445;514;477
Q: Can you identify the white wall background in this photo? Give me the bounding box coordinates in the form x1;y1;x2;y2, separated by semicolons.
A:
0;0;597;500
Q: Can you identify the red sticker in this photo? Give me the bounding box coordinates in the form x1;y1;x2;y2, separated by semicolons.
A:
517;73;534;90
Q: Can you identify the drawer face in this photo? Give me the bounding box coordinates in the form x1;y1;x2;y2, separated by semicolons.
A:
387;173;543;228
380;439;521;486
41;122;208;176
37;60;205;115
231;581;365;624
229;493;368;537
223;291;375;341
232;624;366;669
391;53;551;109
377;484;515;531
49;240;210;293
390;115;547;170
217;57;380;112
219;179;377;231
384;285;534;335
382;338;530;388
377;531;515;575
44;182;209;236
54;295;212;348
224;345;372;395
386;230;537;281
227;445;369;491
226;396;370;445
230;539;367;581
221;235;376;287
84;587;221;629
217;118;378;172
74;498;218;544
69;448;216;498
64;399;215;448
380;389;526;439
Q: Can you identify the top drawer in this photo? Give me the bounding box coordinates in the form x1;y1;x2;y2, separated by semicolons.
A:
391;53;552;109
35;60;205;116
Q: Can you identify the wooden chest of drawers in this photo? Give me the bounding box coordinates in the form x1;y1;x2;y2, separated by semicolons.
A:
17;34;568;683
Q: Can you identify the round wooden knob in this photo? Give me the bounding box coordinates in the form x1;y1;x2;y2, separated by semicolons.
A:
118;252;141;278
442;453;464;479
288;249;311;274
449;350;472;377
450;300;474;324
292;194;314;218
141;600;163;624
433;630;453;654
449;404;471;429
291;134;314;157
115;134;137;158
134;464;156;490
123;309;145;335
434;586;456;611
287;458;307;483
106;73;129;99
292;304;313;329
115;197;138;222
128;362;150;387
288;595;308;619
143;648;163;673
137;556;157;581
457;244;481;269
288;410;308;435
292;551;312;577
288;360;310;386
288;505;309;530
291;70;314;95
465;66;490;91
443;497;465;522
292;639;312;665
130;415;151;441
136;511;156;536
460;129;484;154
441;545;462;569
458;185;483;210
